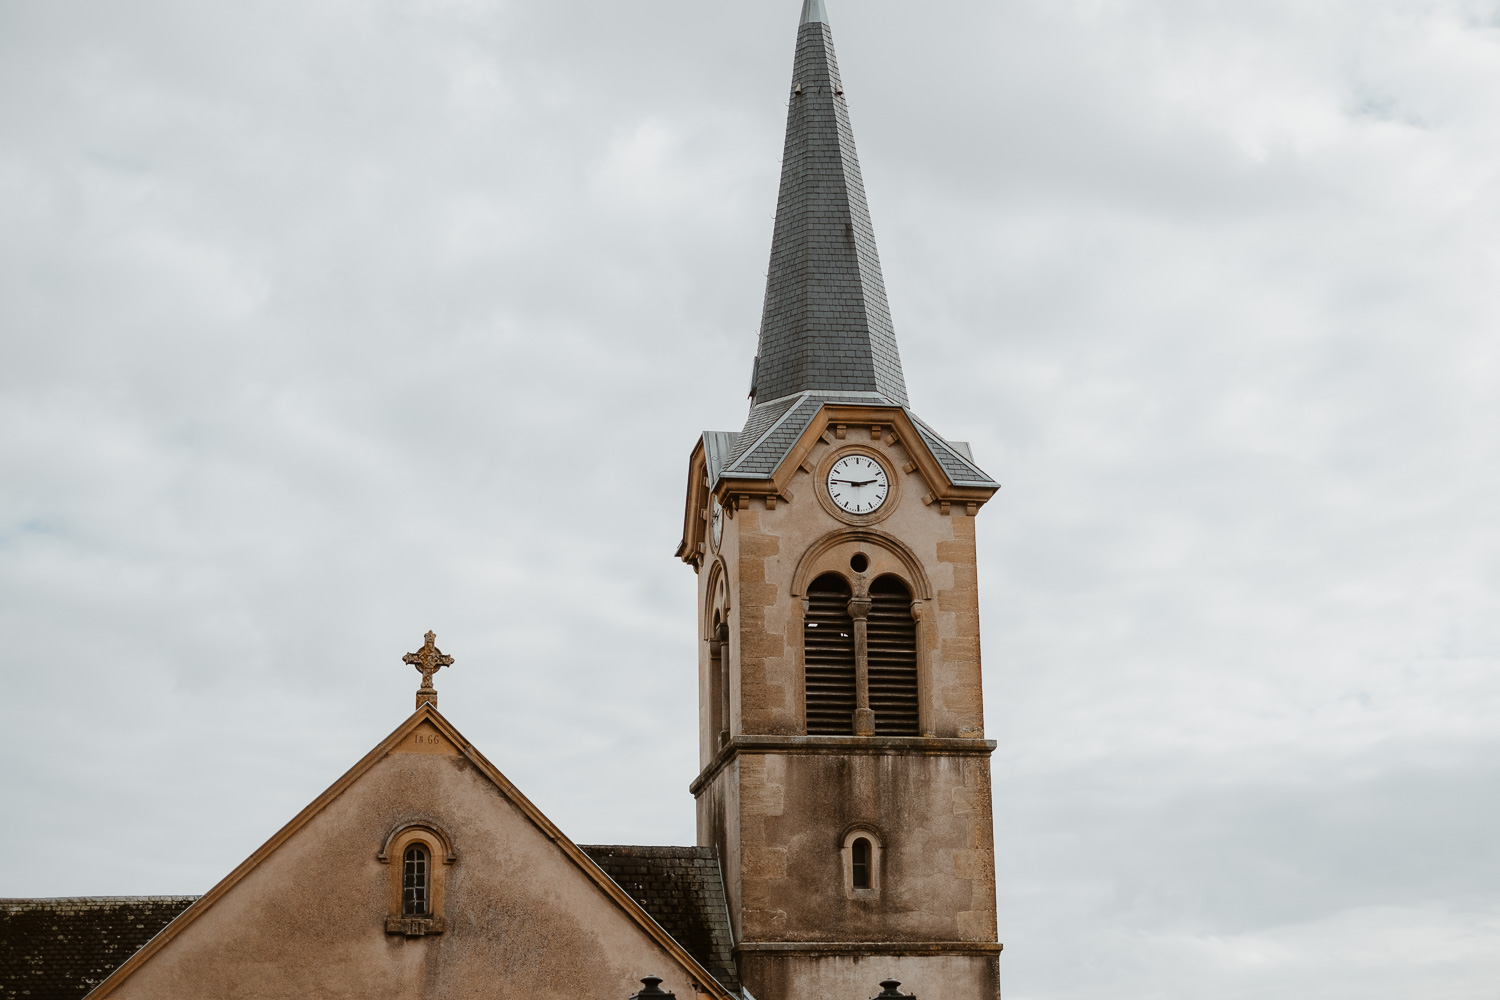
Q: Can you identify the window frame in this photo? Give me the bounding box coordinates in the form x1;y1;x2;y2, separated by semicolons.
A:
841;827;883;899
851;837;872;889
703;558;733;754
803;572;859;735
380;823;456;936
866;574;920;736
402;844;431;917
791;529;935;737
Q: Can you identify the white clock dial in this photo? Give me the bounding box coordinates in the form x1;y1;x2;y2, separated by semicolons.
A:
710;496;724;549
826;455;890;514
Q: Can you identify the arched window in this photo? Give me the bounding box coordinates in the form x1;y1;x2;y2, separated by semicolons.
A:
710;616;730;750
851;837;872;889
382;824;453;936
402;844;430;917
804;573;856;734
867;575;919;735
842;828;882;897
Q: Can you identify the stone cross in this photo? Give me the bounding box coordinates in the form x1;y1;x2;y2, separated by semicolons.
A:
403;631;454;708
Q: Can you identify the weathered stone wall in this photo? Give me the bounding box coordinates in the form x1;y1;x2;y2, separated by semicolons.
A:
738;953;1002;1000
702;751;996;946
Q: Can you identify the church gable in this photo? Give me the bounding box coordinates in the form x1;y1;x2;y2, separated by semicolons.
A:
87;707;734;1000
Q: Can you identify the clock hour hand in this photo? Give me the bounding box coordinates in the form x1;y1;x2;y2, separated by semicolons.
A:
830;478;878;486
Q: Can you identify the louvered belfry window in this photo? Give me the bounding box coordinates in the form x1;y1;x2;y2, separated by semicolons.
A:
402;845;430;917
867;576;920;735
804;573;857;734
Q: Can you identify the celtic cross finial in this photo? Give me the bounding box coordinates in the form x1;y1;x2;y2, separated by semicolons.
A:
402;630;454;708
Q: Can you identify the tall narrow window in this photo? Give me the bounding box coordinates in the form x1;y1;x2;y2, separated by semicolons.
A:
710;617;730;749
804;573;856;734
403;845;430;917
867;576;919;735
709;614;724;746
851;837;872;889
843;829;882;897
383;825;452;936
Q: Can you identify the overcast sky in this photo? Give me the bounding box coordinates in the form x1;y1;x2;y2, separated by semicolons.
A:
2;0;1498;996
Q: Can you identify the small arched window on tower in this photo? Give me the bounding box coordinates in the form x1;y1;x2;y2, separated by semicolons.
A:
851;837;872;888
867;576;919;735
804;573;856;734
843;828;882;897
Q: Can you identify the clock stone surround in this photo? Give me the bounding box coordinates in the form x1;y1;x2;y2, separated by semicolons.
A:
816;442;899;525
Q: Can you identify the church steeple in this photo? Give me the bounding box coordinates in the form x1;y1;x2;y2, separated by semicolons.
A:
751;0;908;407
678;7;1002;998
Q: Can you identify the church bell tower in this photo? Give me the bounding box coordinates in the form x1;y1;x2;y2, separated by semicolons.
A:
676;3;1003;998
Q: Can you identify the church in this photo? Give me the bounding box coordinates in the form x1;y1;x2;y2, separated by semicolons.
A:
0;2;1003;998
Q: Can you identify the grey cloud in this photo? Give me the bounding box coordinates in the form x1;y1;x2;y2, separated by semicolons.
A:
2;0;1497;996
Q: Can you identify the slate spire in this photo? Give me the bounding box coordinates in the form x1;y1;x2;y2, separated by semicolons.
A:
751;0;908;407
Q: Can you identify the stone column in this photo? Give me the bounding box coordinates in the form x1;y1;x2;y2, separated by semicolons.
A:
848;596;875;735
714;621;731;748
912;599;933;737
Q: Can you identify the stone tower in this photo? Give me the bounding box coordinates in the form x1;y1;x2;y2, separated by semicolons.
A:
675;3;1003;999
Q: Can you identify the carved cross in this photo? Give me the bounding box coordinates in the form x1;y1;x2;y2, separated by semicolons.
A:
403;631;454;707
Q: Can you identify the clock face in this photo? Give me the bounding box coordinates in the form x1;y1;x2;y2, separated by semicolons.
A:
710;497;724;549
826;455;890;515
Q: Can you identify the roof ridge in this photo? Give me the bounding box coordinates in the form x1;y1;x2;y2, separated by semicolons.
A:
905;409;992;480
727;392;814;473
0;895;201;904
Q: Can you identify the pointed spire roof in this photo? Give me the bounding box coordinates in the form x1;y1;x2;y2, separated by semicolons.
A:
750;1;908;408
679;1;998;530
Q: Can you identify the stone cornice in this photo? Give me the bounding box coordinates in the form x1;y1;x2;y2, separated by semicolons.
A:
688;735;997;797
735;941;1003;957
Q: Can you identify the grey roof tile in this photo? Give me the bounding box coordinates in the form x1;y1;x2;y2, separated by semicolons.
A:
725;394;801;468
750;19;908;407
722;11;998;494
0;896;195;1000
702;431;740;485
715;392;998;488
580;846;738;992
907;411;999;487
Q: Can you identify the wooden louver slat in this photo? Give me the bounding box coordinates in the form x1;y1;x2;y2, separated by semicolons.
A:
804;574;856;734
867;576;919;735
